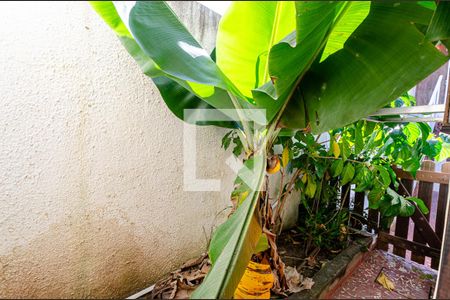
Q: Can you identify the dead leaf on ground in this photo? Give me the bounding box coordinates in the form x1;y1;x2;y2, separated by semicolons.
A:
306;256;317;267
149;253;211;299
376;271;395;291
285;266;315;293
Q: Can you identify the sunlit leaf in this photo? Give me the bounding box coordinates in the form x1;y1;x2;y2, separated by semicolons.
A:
216;2;296;98
341;163;355;185
305;176;317;198
403;123;421;146
282;145;290;167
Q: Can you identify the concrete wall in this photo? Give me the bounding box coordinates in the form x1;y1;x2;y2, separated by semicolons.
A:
0;1;236;298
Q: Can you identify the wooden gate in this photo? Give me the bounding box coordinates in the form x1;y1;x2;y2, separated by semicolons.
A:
348;160;450;270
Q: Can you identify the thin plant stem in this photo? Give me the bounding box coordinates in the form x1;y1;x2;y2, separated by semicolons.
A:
324;184;350;227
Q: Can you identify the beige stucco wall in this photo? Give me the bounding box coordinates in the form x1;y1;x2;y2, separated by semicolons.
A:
0;1;236;298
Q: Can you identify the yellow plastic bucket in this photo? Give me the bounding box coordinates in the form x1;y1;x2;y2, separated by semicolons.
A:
234;261;274;299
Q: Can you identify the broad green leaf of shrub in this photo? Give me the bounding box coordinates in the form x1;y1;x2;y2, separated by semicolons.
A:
341;163;355;185
330;159;344;178
374;165;391;188
305;176;317;198
403;123;421;146
368;184;385;209
407;197;430;215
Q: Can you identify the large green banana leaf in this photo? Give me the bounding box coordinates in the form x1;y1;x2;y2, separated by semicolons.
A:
90;1;161;77
281;2;449;133
90;1;238;127
253;2;370;124
319;2;371;62
126;1;249;110
216;2;296;99
191;155;266;299
426;1;450;49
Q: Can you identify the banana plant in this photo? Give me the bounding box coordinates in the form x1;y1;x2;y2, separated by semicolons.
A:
90;1;450;298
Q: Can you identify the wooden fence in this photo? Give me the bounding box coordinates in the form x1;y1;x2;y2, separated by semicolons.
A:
347;160;450;270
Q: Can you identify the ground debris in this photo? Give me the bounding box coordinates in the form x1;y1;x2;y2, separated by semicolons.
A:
147;253;210;299
285;266;315;293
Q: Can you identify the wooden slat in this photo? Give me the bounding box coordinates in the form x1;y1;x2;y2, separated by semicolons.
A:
410;203;442;249
436;59;450;298
370;104;445;116
352;192;365;230
393;166;450;184
436;184;450;299
377;228;390;251
378;232;440;259
444;63;450;125
432;163;450;269
394;179;413;258
412;160;435;264
394;166;450;184
368;209;379;233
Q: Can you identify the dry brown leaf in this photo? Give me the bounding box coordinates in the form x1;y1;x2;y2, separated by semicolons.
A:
286;266;303;293
285;266;315;293
301;277;315;290
184;270;206;282
181;253;206;269
306;256;317;267
200;263;210;274
376;271;395;291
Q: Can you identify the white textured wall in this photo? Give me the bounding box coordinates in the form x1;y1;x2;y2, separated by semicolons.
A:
0;1;235;298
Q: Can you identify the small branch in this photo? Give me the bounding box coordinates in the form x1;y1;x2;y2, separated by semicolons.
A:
314;155;366;165
398;179;412;197
323;184;350;227
314;133;322;142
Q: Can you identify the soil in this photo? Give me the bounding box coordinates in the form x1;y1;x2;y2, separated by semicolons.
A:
277;229;341;279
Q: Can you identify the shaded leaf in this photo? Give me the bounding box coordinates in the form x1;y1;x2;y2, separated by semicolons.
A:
402;158;420;177
425;1;450;43
417;122;431;143
423;139;442;159
368;185;385;208
330;159;344;177
399;197;415;217
407;197;429;215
